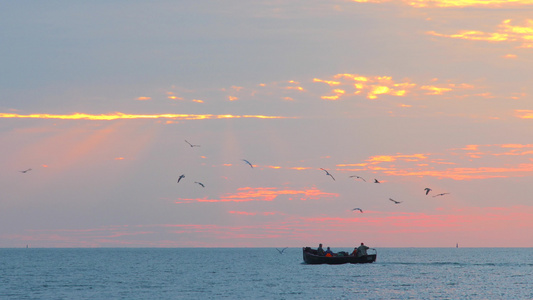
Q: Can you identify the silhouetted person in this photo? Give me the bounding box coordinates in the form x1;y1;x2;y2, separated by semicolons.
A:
357;242;369;257
317;243;325;256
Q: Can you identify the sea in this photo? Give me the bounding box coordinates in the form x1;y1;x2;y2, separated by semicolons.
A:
1;247;533;299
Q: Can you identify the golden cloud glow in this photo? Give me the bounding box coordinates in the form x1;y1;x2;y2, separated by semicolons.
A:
285;86;305;92
0;112;288;121
136;97;151;101
321;89;346;100
176;187;337;203
366;154;428;163
339;144;533;180
427;19;533;48
515;110;533;119
240;73;480;103
421;86;452;95
351;0;533;8
313;78;341;86
316;73;422;100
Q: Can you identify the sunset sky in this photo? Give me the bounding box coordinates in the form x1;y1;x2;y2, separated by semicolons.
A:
2;0;533;248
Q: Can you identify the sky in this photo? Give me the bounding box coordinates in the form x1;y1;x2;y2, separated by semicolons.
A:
2;0;533;248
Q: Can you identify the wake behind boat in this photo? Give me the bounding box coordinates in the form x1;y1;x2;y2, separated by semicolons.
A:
302;247;377;264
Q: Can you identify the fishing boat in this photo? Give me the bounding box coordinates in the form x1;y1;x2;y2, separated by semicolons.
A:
302;247;377;264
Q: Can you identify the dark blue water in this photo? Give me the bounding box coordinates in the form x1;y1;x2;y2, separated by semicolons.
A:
1;248;533;299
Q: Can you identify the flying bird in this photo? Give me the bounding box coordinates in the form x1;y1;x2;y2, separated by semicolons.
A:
349;175;366;182
352;208;363;213
374;179;380;183
177;174;185;183
19;168;32;173
433;193;450;197
424;188;432;195
276;247;288;254
320;168;335;181
185;140;200;147
195;181;205;188
242;159;254;168
389;198;402;204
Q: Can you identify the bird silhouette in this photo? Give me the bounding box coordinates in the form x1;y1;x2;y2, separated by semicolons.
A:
276;247;288;254
177;174;185;183
389;198;402;204
349;175;366;182
433;193;450;197
424;188;432;195
352;208;363;213
320;168;335;181
374;179;380;183
242;159;254;168
185;140;200;147
195;181;205;188
19;168;32;173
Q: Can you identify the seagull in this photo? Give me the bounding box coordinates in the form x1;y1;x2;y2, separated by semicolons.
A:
352;208;363;213
185;140;200;147
195;181;205;188
320;168;335;181
177;174;185;183
242;159;254;168
433;193;450;197
389;198;402;204
374;179;380;183
19;168;32;173
424;188;432;195
276;247;288;254
349;175;366;182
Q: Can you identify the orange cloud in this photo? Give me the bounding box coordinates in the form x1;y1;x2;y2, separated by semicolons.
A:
0;112;288;121
339;144;533;180
427;19;533;48
176;187;338;203
321;89;346;100
313;78;341;86
285;86;305;92
167;96;184;100
420;85;452;95
136;97;151;101
235;73;481;103
314;73;476;100
351;0;533;8
515;109;533;119
366;154;427;163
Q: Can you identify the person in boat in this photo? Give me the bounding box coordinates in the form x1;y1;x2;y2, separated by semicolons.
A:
317;243;325;256
350;247;357;256
357;242;369;257
324;247;334;257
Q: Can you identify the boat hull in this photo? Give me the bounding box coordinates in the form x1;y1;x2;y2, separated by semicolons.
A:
302;247;376;264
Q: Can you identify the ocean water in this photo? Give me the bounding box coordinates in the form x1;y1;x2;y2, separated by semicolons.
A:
1;248;533;299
